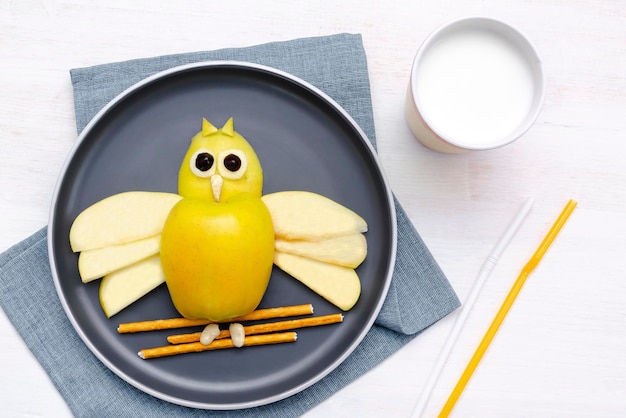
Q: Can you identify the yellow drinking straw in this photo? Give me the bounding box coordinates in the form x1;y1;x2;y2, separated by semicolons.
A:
439;199;578;417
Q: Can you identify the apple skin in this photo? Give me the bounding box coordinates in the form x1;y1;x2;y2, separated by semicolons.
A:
160;193;274;321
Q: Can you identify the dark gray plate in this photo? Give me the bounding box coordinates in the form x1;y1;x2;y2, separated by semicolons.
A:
48;62;396;409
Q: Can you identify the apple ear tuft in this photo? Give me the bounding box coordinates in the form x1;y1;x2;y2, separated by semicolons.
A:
221;117;234;137
202;118;218;136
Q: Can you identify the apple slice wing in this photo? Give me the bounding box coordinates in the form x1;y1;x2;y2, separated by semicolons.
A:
70;191;182;252
99;255;165;318
274;233;367;268
78;235;162;283
273;251;361;311
261;191;367;241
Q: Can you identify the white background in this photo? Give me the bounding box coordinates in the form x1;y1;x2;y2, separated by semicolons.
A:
1;1;625;416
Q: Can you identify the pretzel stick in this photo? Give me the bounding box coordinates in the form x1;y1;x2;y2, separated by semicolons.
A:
138;332;298;359
167;313;344;344
118;318;210;334
118;304;314;333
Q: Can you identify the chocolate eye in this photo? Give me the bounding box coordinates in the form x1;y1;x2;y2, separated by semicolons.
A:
218;149;248;180
223;154;241;172
189;149;216;178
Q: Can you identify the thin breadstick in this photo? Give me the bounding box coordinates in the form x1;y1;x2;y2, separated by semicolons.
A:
138;332;298;359
118;317;211;334
228;304;313;322
117;304;314;333
167;313;344;344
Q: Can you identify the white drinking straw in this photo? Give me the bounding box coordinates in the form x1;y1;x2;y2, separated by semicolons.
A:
411;197;534;418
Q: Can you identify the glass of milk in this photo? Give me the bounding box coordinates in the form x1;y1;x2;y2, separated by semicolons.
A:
406;17;545;153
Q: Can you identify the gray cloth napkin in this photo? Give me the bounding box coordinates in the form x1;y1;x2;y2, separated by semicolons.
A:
0;33;459;417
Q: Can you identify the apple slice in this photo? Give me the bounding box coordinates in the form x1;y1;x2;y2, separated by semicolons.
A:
275;233;367;268
262;191;367;241
273;251;361;311
78;235;161;283
99;255;165;318
70;191;182;252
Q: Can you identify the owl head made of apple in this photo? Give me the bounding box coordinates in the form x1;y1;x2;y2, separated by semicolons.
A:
177;117;264;203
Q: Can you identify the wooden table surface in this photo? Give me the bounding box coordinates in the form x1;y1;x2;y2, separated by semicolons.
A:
1;1;625;416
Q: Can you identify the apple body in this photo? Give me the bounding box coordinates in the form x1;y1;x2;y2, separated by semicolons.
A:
160;194;274;321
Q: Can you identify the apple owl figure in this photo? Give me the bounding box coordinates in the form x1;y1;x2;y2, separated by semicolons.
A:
69;118;368;320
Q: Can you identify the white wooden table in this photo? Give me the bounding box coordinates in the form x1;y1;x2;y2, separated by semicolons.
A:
1;1;625;416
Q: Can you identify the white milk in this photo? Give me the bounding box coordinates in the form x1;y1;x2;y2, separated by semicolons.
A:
415;27;535;147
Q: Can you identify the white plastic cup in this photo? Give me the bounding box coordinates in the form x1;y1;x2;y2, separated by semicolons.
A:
406;17;545;153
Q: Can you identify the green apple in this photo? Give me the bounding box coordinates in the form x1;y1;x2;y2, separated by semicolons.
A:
273;251;361;311
78;234;161;283
161;118;274;322
275;233;367;268
161;194;275;321
262;191;368;241
99;255;165;318
70;191;181;252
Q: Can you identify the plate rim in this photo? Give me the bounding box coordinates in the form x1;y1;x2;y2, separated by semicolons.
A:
47;60;398;409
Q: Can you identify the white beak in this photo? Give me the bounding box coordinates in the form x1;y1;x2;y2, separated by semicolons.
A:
211;174;223;202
